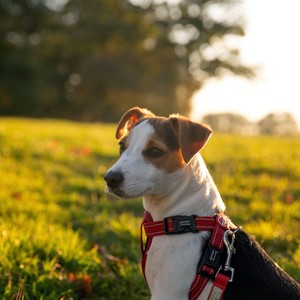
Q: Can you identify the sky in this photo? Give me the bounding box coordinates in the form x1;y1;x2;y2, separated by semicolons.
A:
191;0;300;127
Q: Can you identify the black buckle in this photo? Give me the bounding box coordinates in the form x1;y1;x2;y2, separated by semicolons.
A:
197;244;224;279
164;215;197;234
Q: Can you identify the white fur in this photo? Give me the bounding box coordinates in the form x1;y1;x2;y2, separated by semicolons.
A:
106;120;226;300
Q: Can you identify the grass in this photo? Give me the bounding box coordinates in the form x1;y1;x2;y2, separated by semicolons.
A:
0;117;299;299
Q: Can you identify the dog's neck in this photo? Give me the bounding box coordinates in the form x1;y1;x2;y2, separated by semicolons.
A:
143;153;226;221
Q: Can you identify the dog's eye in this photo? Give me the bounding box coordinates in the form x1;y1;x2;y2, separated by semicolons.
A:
119;142;126;155
145;147;165;158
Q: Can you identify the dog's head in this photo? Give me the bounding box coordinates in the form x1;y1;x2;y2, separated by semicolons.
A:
104;107;212;198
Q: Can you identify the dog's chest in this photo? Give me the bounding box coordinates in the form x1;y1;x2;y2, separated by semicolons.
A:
145;232;210;299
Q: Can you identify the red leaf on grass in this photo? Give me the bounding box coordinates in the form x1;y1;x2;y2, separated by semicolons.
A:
11;192;22;200
67;272;77;283
67;272;92;297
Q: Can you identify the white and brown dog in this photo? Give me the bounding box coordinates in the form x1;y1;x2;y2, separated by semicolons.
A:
104;107;300;300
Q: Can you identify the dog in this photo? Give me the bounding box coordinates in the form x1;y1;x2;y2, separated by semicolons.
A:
104;107;300;300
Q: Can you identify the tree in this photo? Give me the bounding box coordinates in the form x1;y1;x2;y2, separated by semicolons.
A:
0;1;55;116
202;112;257;135
202;112;299;136
0;0;253;121
257;113;299;136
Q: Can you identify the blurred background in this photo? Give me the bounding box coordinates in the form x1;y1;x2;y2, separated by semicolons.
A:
0;0;299;134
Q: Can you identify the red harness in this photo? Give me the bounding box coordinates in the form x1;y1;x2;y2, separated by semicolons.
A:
140;211;238;300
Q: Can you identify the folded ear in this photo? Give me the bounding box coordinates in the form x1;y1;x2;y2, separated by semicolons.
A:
115;107;154;139
170;116;213;164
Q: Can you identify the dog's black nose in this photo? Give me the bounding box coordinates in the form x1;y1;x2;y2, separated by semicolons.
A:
104;171;124;188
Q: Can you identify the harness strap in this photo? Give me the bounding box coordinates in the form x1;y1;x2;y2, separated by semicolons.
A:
143;215;216;237
188;215;230;300
140;212;234;300
208;273;230;300
140;211;153;282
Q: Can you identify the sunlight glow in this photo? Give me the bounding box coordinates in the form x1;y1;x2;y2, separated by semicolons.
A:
190;0;300;126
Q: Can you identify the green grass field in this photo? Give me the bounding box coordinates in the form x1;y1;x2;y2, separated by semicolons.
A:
0;118;299;299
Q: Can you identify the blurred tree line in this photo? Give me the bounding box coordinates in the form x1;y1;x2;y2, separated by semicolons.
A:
202;112;299;136
0;0;253;122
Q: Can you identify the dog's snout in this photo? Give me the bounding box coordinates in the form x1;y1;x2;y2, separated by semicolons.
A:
104;171;124;188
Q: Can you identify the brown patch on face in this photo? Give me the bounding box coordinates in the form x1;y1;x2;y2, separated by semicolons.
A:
143;132;185;173
146;117;179;151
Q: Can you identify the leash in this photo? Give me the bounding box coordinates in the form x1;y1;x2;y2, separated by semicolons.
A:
140;211;240;300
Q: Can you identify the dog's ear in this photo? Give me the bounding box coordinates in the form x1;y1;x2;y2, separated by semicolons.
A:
170;116;212;164
116;107;154;139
